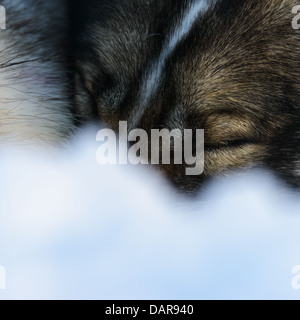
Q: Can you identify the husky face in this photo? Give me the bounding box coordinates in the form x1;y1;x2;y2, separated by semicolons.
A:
72;0;300;192
0;0;75;147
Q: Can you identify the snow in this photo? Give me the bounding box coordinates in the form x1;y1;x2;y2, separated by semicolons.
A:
0;129;299;300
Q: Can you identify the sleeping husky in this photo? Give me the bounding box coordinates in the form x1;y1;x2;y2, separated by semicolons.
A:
0;0;75;147
1;0;300;192
70;0;300;192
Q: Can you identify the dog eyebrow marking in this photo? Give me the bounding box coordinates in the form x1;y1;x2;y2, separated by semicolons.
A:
129;0;212;130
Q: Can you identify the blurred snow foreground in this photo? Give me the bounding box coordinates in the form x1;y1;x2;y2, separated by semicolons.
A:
0;129;299;300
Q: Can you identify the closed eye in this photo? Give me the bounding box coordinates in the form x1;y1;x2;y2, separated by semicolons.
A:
206;138;260;151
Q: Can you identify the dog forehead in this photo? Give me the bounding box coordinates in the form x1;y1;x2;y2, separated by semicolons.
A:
88;22;148;77
79;0;201;77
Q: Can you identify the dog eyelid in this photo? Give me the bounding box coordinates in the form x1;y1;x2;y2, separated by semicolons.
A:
206;138;260;150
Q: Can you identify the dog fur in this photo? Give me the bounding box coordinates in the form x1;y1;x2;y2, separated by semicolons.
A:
1;0;299;192
0;0;76;147
70;0;300;192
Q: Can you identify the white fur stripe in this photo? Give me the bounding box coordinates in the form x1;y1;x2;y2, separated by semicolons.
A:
129;0;212;130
